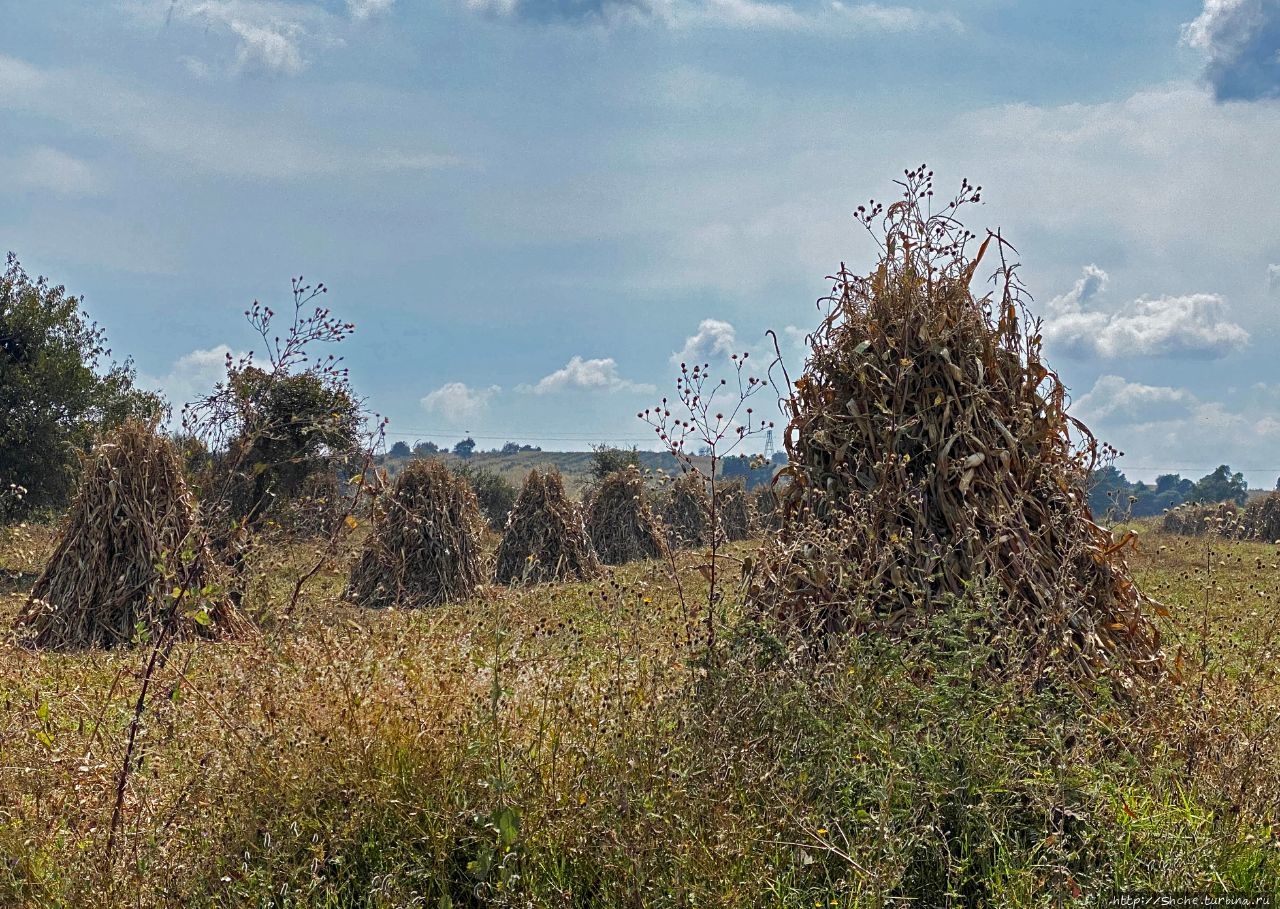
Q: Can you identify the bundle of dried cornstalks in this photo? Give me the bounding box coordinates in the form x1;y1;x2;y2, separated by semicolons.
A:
585;467;668;565
1237;493;1280;543
750;483;782;534
747;167;1164;686
16;421;248;649
345;459;485;608
495;469;599;584
1161;502;1239;537
717;478;751;542
660;471;713;550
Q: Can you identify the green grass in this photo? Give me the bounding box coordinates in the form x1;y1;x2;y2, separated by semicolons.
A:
2;522;1279;906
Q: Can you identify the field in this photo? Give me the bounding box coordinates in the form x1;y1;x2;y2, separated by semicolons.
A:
2;520;1280;906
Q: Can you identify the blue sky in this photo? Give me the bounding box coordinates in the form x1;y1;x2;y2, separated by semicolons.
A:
3;0;1279;485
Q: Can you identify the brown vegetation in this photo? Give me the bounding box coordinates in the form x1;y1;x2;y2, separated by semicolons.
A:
494;468;600;584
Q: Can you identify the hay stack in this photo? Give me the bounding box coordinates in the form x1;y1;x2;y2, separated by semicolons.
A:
345;459;485;608
1238;493;1280;543
748;168;1163;684
1161;502;1239;537
750;483;782;534
16;422;247;649
661;471;713;549
494;469;599;584
585;467;668;565
718;479;751;542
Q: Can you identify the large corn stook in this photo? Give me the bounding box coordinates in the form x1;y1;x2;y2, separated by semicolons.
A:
747;168;1165;687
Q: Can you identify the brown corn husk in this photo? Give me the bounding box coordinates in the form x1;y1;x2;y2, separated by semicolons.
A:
16;421;248;649
494;469;599;585
660;471;714;550
1237;492;1280;543
747;169;1165;687
1161;502;1239;537
717;479;751;542
345;459;485;608
585;467;669;566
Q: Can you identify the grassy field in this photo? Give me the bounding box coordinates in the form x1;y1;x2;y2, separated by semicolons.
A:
2;520;1279;906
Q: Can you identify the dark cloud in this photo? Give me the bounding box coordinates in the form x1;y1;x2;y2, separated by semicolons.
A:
1184;0;1280;102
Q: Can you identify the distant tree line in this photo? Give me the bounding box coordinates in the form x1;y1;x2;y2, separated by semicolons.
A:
1088;464;1251;519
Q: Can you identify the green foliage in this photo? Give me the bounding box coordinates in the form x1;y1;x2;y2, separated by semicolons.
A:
590;443;640;481
0;254;161;519
1088;466;1195;520
389;440;411;459
453;437;476;459
413;440;440;456
453;463;517;530
1188;464;1248;506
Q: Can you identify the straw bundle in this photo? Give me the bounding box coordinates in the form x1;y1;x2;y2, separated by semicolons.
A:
16;421;247;649
1161;502;1239;537
585;467;668;565
660;471;713;549
717;478;751;542
1237;492;1280;543
494;469;599;584
345;459;485;608
748;168;1163;684
750;483;782;534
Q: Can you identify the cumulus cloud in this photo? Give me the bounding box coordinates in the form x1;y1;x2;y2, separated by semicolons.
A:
1070;376;1280;486
420;382;500;422
518;356;655;394
672;318;739;365
347;0;394;20
1041;265;1250;359
122;0;352;77
138;344;241;411
1183;0;1280;101
2;146;100;197
1072;375;1199;424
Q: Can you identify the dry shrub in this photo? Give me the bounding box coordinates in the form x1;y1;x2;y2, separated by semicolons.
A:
494;468;600;584
1161;502;1240;537
660;471;713;549
717;478;751;542
15;421;248;649
345;459;485;608
1237;492;1280;543
748;168;1163;686
585;467;668;565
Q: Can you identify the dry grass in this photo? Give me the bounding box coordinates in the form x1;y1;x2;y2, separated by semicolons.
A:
1;520;1279;904
494;468;599;585
345;459;485;609
14;421;248;650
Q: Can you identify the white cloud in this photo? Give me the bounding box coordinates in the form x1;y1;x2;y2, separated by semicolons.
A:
1068;375;1280;486
138;344;242;411
1041;266;1250;359
1072;375;1198;424
2;147;101;197
1182;0;1280;101
672;318;740;365
420;382;500;423
226;18;307;75
118;0;372;77
347;0;394;20
1267;263;1280;293
517;356;655;395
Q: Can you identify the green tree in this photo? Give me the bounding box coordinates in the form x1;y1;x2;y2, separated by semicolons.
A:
590;443;640;481
0;254;161;518
453;437;476;459
1188;464;1248;506
186;278;363;532
413;440;439;456
389;440;411;459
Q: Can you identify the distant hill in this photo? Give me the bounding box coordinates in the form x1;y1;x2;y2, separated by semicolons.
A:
378;450;780;497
